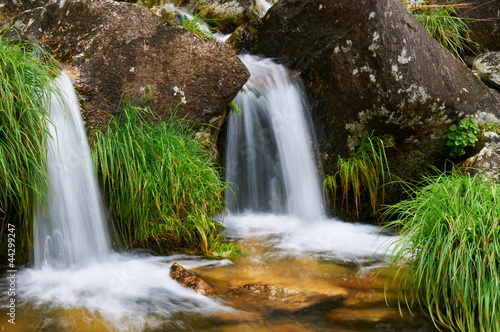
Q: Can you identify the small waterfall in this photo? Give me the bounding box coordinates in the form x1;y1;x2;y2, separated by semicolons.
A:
34;72;110;269
225;55;324;221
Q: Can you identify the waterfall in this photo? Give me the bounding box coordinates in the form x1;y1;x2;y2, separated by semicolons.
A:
225;55;324;221
34;72;110;269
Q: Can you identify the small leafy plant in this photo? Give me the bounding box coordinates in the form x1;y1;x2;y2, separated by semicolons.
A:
228;100;242;116
446;117;480;157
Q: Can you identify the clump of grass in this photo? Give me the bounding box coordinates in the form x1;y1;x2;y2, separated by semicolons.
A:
92;104;237;257
182;12;217;39
324;131;390;220
402;0;478;61
0;35;59;247
384;172;500;332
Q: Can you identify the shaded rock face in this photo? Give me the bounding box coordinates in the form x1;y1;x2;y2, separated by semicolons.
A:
170;262;215;295
473;52;500;90
233;0;500;201
453;0;500;53
8;0;249;137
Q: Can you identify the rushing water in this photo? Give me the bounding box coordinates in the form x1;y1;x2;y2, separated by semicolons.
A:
1;72;232;331
225;55;324;221
0;61;426;331
224;55;392;262
34;72;110;269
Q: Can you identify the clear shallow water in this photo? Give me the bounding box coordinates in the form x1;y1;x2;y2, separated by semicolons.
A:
1;225;436;332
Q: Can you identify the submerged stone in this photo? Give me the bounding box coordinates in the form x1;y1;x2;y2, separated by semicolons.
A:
170;262;215;296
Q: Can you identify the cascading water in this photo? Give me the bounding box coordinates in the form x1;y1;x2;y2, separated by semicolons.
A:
225;55;324;221
34;72;110;269
9;72;231;330
224;55;393;262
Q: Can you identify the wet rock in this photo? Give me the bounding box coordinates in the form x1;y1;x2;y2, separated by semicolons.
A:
192;0;266;34
7;0;249;144
233;0;500;218
473;52;500;90
170;262;215;295
452;0;500;53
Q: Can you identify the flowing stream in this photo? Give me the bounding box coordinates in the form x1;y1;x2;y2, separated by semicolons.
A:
0;64;437;331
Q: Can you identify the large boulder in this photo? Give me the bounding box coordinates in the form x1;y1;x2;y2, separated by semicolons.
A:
231;0;500;214
7;0;249;142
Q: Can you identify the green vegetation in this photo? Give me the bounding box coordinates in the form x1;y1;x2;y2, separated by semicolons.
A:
480;121;500;134
324;131;390;220
384;172;500;332
446;117;480;157
0;36;59;248
92;104;237;257
402;0;477;61
182;12;217;39
228;100;242;116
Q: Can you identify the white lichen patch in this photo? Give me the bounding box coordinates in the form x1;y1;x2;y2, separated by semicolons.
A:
369;12;375;20
334;46;340;53
368;32;380;57
391;64;403;81
341;40;353;52
360;66;373;73
369;74;376;82
173;86;187;104
398;47;412;64
403;84;430;104
352;68;359;75
319;4;324;10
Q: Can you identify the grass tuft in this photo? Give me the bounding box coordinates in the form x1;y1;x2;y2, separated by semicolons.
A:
324;131;390;220
92;104;237;257
0;35;59;248
384;172;500;332
402;0;478;61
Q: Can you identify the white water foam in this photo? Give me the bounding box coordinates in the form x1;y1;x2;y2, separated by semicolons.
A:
223;213;394;263
16;254;233;330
